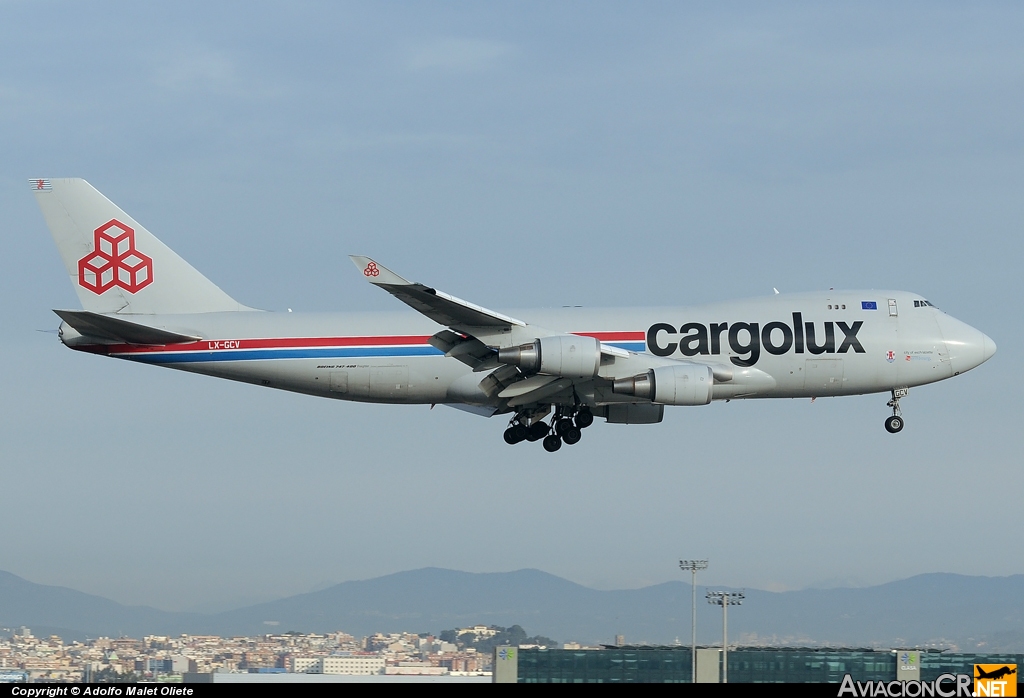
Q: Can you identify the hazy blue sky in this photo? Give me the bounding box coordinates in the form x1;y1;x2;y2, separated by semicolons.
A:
2;2;1021;613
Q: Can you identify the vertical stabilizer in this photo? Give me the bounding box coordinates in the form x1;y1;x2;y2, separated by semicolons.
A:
32;178;251;314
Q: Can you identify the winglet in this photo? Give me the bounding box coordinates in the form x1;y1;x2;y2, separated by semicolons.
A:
349;256;411;286
347;255;525;328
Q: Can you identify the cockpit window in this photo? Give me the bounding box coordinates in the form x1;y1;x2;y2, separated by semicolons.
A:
913;300;938;308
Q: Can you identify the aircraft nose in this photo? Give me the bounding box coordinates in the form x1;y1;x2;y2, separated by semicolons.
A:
936;313;995;374
983;333;997;363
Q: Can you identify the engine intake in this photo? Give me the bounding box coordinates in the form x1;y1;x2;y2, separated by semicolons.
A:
498;335;601;378
612;364;713;406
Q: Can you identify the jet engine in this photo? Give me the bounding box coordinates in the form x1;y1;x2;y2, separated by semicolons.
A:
612;364;713;406
498;335;602;379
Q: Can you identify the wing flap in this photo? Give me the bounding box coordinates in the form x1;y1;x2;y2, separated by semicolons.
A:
505;377;574;407
497;374;560;399
53;309;202;345
428;330;497;368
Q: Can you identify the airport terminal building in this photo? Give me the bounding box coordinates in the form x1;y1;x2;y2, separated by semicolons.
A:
498;646;1024;684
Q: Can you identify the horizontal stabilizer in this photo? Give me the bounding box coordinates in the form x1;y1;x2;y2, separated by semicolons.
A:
53;309;201;345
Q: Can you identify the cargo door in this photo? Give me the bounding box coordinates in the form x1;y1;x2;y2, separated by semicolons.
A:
329;371;348;393
370;366;409;400
804;358;844;395
329;369;370;397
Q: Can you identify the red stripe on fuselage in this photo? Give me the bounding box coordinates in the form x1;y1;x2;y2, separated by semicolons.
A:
575;331;646;342
97;330;646;355
108;335;435;355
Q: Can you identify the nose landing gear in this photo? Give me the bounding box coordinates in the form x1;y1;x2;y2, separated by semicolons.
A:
885;388;907;433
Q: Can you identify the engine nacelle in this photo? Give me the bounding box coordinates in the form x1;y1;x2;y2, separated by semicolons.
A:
498;335;601;378
612;364;713;406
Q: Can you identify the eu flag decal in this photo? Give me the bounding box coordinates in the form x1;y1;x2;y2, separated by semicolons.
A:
862;301;878;310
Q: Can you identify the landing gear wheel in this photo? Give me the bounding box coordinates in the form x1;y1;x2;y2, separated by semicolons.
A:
562;426;582;445
503;423;528;444
575;408;594;429
555;418;573;437
885;388;907;434
542;434;562;452
885;415;904;433
526;421;549;442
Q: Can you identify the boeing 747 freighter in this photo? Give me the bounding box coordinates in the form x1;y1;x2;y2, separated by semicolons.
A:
33;178;996;452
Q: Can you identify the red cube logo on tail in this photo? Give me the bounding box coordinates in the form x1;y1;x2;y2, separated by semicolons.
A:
77;220;154;294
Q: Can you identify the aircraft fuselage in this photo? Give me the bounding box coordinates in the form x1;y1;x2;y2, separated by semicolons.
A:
63;289;994;412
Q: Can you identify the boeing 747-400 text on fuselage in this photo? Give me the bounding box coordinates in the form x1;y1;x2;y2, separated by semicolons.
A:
32;179;996;452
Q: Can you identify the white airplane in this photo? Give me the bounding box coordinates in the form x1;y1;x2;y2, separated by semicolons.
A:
33;178;996;452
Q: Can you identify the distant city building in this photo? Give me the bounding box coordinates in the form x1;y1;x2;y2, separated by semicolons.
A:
144;658;173;674
309;655;386;675
515;646;1024;684
289;657;320;673
385;664;447;676
0;628;489;682
459;626;499;640
0;670;28;683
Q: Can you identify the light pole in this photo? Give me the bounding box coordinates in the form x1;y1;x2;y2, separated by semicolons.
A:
678;559;707;683
706;590;744;683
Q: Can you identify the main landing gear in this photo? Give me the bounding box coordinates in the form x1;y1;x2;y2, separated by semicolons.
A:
885;388;907;433
503;406;594;452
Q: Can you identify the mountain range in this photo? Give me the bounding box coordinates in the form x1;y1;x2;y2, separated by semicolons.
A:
2;568;1022;651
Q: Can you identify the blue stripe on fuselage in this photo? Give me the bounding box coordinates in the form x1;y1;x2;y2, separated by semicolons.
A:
115;341;647;365
117;346;445;364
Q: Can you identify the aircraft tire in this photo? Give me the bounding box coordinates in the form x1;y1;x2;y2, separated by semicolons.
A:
527;422;549;442
575;409;594;429
543;434;562;452
555;418;573;436
505;426;529;445
885;416;904;433
563;426;582;445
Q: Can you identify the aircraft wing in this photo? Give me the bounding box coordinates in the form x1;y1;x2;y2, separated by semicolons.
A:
349;256;693;409
350;256;632;365
349;256;525;329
